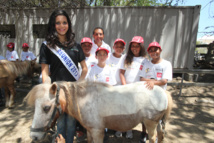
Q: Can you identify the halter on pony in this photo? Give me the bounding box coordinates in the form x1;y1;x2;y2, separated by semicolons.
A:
30;84;62;141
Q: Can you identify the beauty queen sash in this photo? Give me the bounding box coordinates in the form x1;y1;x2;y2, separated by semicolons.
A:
43;41;80;80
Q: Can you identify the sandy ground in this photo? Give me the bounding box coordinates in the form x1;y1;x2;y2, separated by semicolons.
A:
0;78;214;143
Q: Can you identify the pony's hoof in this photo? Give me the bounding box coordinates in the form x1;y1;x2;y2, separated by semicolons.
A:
8;103;15;109
8;105;15;109
5;103;9;108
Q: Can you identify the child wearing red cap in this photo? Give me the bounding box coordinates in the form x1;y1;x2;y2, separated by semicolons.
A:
138;41;172;143
139;41;172;90
106;38;126;85
87;47;116;85
21;43;37;61
80;37;97;78
5;42;19;61
117;36;147;139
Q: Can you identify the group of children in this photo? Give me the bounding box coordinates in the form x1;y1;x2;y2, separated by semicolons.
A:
79;35;172;142
0;42;37;106
5;42;37;62
2;35;172;142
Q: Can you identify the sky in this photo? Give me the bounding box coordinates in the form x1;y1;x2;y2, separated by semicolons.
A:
180;0;214;39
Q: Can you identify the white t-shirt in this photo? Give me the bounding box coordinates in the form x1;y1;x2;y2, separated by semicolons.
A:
6;50;19;61
87;64;116;85
139;59;172;90
90;39;111;56
79;55;98;79
106;54;125;85
21;51;36;61
0;55;5;60
119;55;145;84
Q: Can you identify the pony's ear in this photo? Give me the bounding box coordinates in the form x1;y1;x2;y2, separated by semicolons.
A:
49;83;58;98
44;76;51;84
23;86;39;106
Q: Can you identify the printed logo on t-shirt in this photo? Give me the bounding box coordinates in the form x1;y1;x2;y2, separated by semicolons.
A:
146;68;150;73
95;74;100;79
26;56;29;58
140;65;143;70
157;72;162;78
106;77;109;82
11;56;13;59
91;64;95;67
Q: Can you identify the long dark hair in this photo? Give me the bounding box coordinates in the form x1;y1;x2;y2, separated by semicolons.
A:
46;9;75;48
125;42;146;67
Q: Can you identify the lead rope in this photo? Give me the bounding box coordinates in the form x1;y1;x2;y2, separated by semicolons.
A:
51;83;62;143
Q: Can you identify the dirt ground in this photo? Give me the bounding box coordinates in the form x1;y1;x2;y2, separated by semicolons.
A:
0;77;214;143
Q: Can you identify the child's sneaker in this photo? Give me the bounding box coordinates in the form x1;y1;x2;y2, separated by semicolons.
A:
76;131;86;142
126;130;133;139
139;132;148;143
115;131;122;138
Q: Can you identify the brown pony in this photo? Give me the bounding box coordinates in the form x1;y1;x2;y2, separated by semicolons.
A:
0;60;38;108
25;79;173;143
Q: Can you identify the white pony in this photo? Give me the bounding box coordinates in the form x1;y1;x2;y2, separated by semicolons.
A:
24;79;173;143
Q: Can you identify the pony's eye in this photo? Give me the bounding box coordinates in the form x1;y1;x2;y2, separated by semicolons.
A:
43;105;51;113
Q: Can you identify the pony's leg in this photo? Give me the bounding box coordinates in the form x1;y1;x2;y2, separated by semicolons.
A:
4;87;9;108
157;121;165;143
90;129;104;143
144;119;158;143
87;130;93;143
8;84;15;108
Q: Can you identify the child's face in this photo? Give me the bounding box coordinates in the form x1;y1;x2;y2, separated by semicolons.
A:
148;47;162;59
7;47;13;52
131;42;141;57
22;47;28;52
113;42;125;55
55;15;68;38
81;42;92;56
96;50;108;63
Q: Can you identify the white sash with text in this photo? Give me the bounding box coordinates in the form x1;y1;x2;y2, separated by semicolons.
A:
44;41;80;80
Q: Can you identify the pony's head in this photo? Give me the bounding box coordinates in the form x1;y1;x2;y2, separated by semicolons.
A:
24;78;64;141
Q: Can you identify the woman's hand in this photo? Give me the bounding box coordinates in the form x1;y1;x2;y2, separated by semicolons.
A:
56;134;65;143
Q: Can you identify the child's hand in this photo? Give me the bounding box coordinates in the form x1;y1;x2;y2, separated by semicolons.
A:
144;81;154;90
56;134;65;143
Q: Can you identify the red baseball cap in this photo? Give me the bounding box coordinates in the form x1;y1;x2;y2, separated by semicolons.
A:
22;43;29;48
147;42;162;52
114;38;126;46
81;37;92;44
7;42;14;48
95;47;109;55
130;36;144;44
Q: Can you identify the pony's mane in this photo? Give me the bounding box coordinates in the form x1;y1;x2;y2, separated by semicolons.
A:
53;80;111;116
68;80;110;97
24;83;52;106
0;60;31;76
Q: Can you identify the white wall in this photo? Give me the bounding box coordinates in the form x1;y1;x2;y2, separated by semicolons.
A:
0;6;200;69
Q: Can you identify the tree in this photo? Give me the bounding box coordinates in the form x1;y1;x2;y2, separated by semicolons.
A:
204;0;214;35
0;0;185;9
87;0;184;6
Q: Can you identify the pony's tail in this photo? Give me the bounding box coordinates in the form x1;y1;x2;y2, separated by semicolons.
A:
162;91;173;123
157;91;173;142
